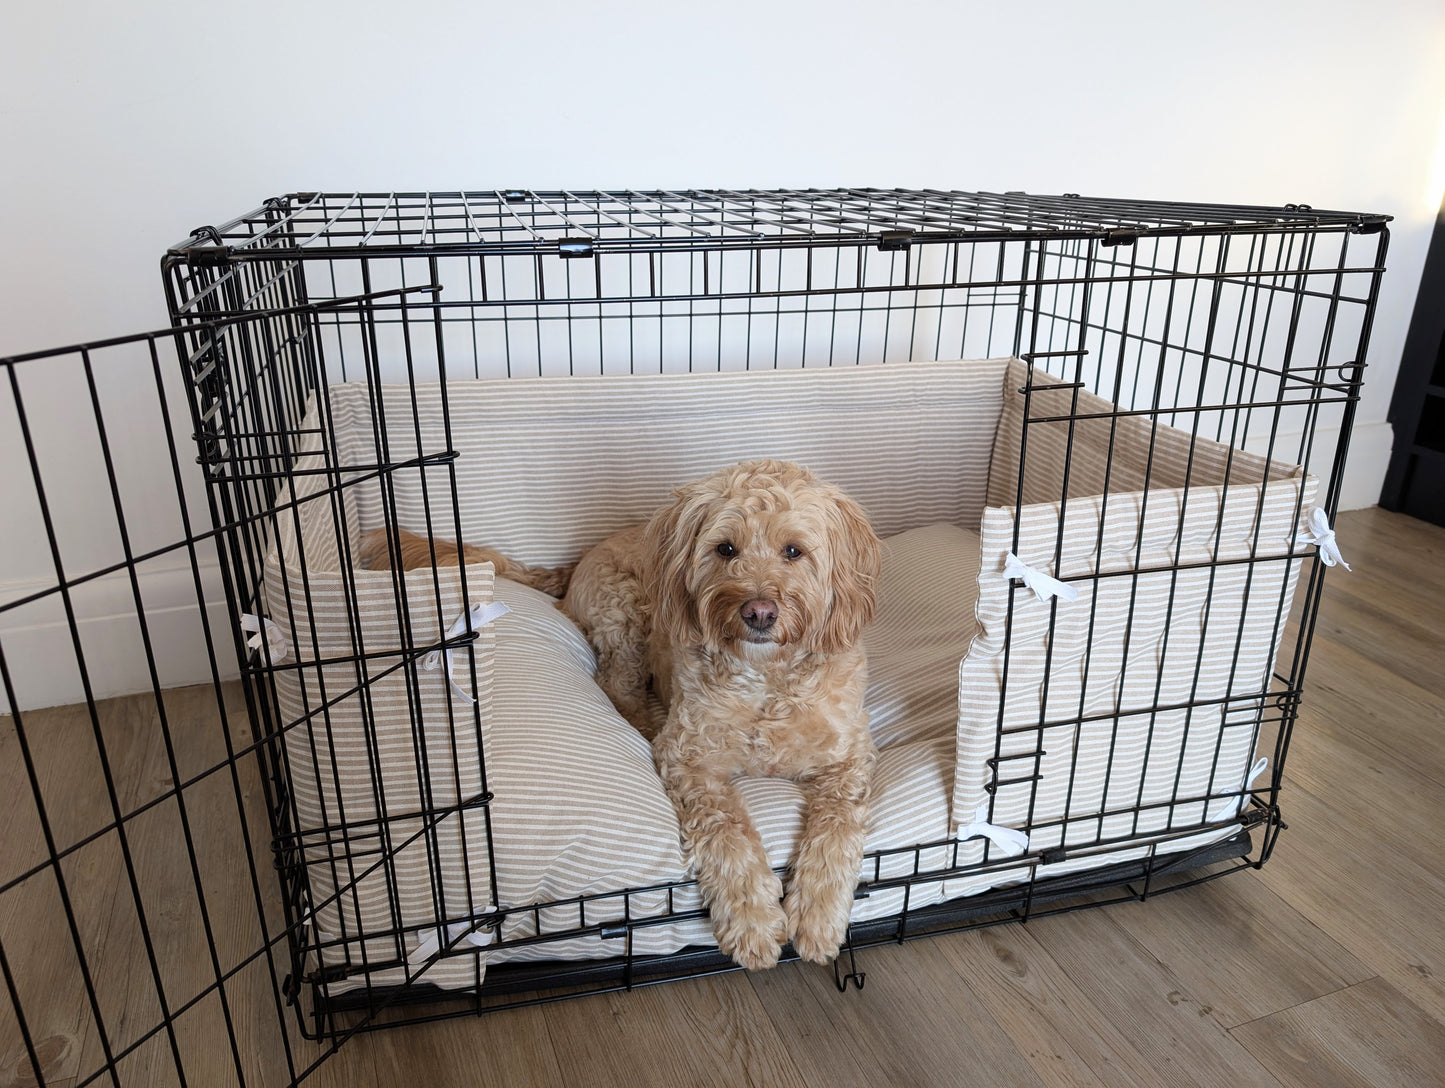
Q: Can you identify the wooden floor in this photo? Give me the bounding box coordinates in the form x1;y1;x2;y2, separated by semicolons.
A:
3;507;1443;1088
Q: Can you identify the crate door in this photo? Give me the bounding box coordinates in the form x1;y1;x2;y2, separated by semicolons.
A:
0;298;484;1087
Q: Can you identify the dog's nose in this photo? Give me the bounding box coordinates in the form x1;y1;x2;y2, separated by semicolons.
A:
740;598;778;632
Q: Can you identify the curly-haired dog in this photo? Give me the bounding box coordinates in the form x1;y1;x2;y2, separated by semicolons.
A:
563;459;882;970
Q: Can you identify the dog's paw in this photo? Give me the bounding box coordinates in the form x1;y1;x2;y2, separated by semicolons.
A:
784;885;849;965
719;915;786;971
711;873;787;971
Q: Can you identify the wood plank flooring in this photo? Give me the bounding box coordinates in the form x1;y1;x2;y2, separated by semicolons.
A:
2;507;1442;1088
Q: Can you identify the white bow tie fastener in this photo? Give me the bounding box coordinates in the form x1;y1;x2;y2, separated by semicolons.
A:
959;801;1031;857
1296;508;1350;571
1002;553;1080;603
423;601;511;704
240;614;288;663
409;911;500;965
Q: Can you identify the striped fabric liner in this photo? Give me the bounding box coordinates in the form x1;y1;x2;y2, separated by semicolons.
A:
262;398;502;992
262;356;1318;992
950;361;1315;894
986;358;1292;510
864;524;982;751
320;358;1012;567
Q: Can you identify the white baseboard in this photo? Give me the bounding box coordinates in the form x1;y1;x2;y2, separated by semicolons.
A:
0;558;238;714
1242;419;1393;511
1331;420;1394;512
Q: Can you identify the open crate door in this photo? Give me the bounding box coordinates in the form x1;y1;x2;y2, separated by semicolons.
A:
0;289;457;1087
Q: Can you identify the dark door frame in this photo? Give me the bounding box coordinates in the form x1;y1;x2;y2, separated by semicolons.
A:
1380;202;1445;524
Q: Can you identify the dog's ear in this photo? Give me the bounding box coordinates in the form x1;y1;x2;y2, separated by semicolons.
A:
817;491;881;655
643;482;713;645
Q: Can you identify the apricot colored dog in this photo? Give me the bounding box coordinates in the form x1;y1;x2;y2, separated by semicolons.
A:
362;459;881;969
563;459;881;970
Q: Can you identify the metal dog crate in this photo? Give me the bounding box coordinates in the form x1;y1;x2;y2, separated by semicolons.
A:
1;190;1388;1086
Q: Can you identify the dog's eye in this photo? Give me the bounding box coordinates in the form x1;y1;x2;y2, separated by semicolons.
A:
783;544;804;561
715;542;737;559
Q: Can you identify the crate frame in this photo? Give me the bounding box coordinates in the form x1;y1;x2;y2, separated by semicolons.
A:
0;189;1389;1086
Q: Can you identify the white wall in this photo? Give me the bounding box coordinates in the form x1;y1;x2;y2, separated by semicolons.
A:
3;0;1444;709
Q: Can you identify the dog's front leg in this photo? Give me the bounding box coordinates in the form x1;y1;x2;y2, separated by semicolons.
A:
784;758;873;964
655;753;786;971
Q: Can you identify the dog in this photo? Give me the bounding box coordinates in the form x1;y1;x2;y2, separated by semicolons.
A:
364;459;881;970
564;459;881;970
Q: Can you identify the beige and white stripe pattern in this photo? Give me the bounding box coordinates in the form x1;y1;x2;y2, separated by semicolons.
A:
320;358;1013;566
950;360;1313;894
263;398;502;991
258;356;1316;991
985;358;1294;510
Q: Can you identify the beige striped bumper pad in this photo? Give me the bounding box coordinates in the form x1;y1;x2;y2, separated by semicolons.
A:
944;360;1315;898
262;399;501;992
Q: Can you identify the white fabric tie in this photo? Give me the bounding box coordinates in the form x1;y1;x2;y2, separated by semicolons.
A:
422;601;511;703
1296;508;1350;571
302;910;337;945
240;614;288;663
959;801;1030;857
1209;757;1269;823
1002;553;1079;603
408;912;499;965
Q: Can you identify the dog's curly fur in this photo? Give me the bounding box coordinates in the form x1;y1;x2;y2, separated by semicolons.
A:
563;459;882;970
363;459;882;970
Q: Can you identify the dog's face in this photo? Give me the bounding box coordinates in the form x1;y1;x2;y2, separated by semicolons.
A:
645;460;881;657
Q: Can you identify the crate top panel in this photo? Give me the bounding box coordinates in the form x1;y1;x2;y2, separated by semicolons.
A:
166;189;1392;261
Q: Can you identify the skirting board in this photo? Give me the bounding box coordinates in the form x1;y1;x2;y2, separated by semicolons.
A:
0;422;1393;714
0;558;237;714
1327;420;1394;513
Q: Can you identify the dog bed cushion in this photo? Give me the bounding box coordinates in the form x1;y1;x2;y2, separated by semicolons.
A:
282;519;984;987
483;520;982;967
267;355;1310;991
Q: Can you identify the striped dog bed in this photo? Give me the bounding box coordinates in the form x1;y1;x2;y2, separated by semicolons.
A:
260;357;1314;992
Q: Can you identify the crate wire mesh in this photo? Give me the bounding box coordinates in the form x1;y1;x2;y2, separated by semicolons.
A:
1;189;1389;1084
